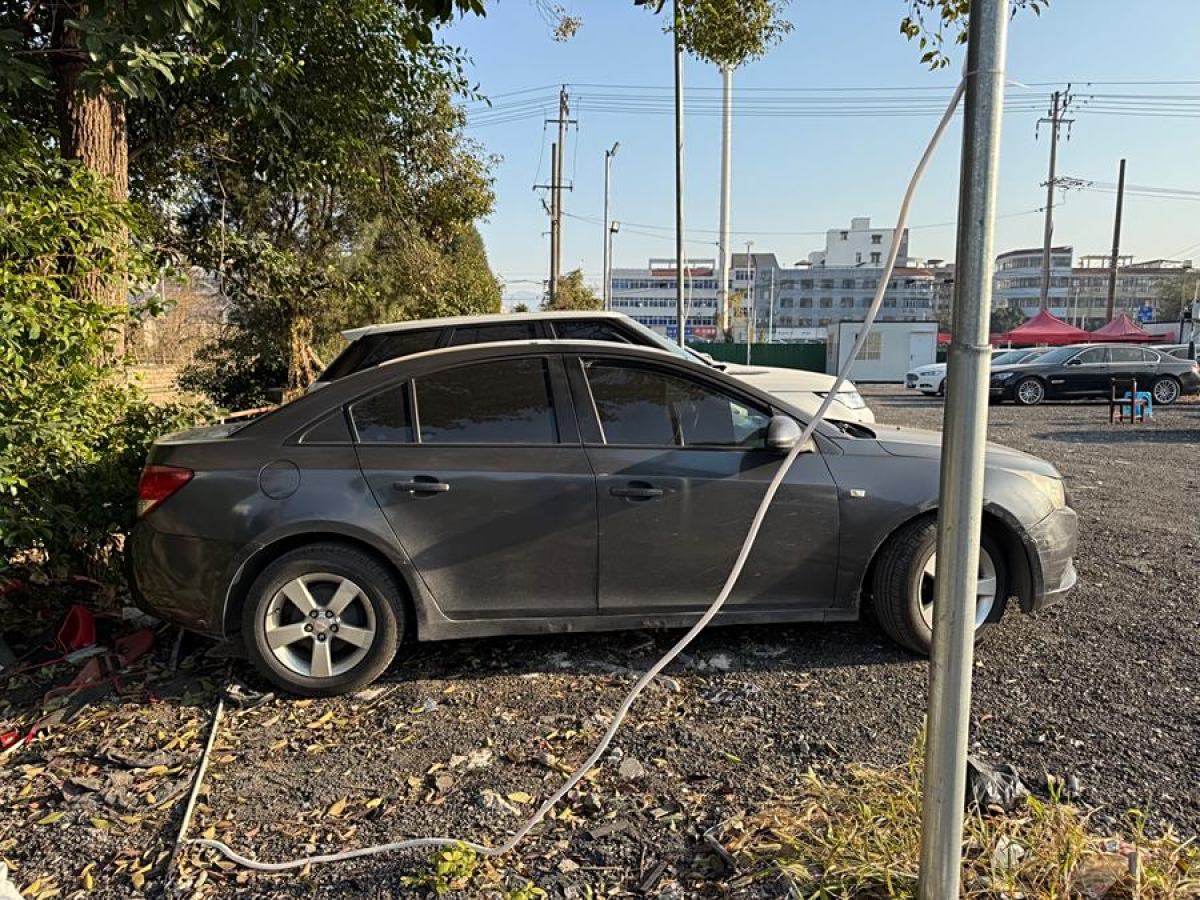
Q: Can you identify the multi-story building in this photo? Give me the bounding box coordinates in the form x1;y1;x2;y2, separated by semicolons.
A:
992;246;1074;317
608;258;722;340
1064;256;1193;328
807;217;911;268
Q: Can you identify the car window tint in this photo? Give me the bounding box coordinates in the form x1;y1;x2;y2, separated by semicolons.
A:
447;323;537;346
300;411;351;443
553;321;634;343
416;358;558;444
1074;348;1109;364
1109;347;1145;363
585;362;769;448
351;383;413;443
321;330;440;380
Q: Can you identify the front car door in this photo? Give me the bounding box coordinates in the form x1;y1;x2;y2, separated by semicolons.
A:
352;355;597;619
568;355;840;614
1055;346;1110;397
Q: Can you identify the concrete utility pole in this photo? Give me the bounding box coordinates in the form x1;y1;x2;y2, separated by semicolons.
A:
603;142;620;310
673;0;686;346
717;66;734;340
918;2;1010;897
1106;158;1127;321
1037;88;1073;309
545;86;574;305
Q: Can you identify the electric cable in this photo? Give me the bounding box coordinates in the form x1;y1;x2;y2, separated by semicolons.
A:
194;72;969;874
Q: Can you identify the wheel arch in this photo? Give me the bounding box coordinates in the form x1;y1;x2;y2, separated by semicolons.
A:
860;505;1036;614
222;530;420;641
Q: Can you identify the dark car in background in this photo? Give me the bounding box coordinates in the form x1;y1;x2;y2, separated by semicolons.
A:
129;340;1077;696
990;343;1200;406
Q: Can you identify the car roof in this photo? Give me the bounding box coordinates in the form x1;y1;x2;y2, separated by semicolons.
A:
342;310;633;341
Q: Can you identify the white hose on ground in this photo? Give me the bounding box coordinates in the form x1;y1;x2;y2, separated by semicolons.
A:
195;77;968;873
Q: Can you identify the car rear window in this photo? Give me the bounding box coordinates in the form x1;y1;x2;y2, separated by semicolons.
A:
320;329;441;381
415;358;558;444
552;320;635;343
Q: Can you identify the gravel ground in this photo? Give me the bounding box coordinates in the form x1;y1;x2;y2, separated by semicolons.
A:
3;388;1199;898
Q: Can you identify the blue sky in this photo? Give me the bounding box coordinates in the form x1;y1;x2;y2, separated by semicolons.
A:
447;1;1200;306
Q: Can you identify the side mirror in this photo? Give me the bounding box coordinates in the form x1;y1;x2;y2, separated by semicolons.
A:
766;415;813;453
1066;357;1082;366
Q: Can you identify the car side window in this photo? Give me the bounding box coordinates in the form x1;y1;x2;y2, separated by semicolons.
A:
321;329;440;381
553;320;635;343
415;358;559;444
584;361;770;448
447;323;538;346
1109;347;1145;364
1073;348;1109;365
351;383;413;443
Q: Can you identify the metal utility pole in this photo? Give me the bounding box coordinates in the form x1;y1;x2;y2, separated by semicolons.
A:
918;2;1010;898
717;65;734;340
1037;88;1073;309
548;141;558;305
673;0;686;346
603;142;620;310
1106;158;1127;321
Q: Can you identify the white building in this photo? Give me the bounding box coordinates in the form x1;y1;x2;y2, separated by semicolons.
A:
834;321;938;383
608;258;721;341
808;217;911;268
992;246;1074;317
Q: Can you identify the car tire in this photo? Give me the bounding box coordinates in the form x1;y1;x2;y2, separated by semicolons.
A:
242;543;403;697
1151;375;1181;405
1013;377;1045;406
937;380;946;397
870;518;1008;656
921;390;937;397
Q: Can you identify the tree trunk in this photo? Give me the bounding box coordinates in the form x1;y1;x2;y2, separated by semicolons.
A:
55;10;130;356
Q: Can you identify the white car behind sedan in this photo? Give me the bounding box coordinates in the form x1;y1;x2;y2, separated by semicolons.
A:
905;347;1051;396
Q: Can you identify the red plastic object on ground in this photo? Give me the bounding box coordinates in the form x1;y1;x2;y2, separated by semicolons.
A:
56;605;96;653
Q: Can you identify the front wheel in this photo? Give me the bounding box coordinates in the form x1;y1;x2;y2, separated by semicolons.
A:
1152;376;1180;405
242;543;403;697
870;518;1008;656
1014;377;1045;406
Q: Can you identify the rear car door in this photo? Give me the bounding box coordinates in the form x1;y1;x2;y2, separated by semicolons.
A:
570;356;840;614
352;355;598;619
1108;346;1154;391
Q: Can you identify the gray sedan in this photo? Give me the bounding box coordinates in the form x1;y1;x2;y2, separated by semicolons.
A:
129;341;1078;696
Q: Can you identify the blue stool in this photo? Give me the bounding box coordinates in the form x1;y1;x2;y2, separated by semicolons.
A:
1119;390;1152;422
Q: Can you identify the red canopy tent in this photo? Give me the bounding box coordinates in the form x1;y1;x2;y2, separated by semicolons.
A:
1089;312;1156;343
992;308;1091;346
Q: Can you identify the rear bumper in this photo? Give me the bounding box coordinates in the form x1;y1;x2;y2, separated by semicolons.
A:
1022;506;1079;612
126;520;239;638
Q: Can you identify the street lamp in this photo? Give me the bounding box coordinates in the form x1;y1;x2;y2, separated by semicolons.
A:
603;142;620;310
607;220;621;312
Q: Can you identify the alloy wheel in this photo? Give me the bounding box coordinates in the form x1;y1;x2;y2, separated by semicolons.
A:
1153;378;1180;404
263;573;377;678
917;547;998;632
1017;379;1044;405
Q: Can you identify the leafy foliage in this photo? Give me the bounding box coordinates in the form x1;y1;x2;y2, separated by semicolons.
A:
0;130;209;574
901;0;1046;69
670;0;793;70
1155;271;1200;322
543;269;601;311
990;305;1026;334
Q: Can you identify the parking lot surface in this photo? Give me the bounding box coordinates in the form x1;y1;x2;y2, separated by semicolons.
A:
4;387;1198;897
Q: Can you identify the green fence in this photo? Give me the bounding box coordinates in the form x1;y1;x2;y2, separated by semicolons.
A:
689;341;828;373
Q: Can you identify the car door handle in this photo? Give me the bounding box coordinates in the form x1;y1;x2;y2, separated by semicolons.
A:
393;478;450;494
610;484;663;499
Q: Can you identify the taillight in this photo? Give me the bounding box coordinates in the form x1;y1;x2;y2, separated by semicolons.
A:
137;465;194;518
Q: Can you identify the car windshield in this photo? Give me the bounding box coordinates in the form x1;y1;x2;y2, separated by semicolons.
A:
1025;346;1085;366
624;319;704;363
992;350;1029;365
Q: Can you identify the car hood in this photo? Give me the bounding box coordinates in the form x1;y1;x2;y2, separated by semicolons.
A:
909;363;946;377
871;423;1059;476
718;363;845;392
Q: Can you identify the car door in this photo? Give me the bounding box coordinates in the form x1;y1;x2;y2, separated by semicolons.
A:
1107;346;1152;393
1056;346;1109;397
570;355;840;614
352;355;598;619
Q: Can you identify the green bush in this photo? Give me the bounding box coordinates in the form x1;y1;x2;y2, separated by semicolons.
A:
0;128;211;577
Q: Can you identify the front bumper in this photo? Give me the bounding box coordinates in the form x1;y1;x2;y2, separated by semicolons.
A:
127;520;240;638
1022;506;1079;612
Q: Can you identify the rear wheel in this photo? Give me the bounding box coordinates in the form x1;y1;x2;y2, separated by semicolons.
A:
870;518;1007;656
242;543;403;697
1152;376;1180;405
1014;377;1045;406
